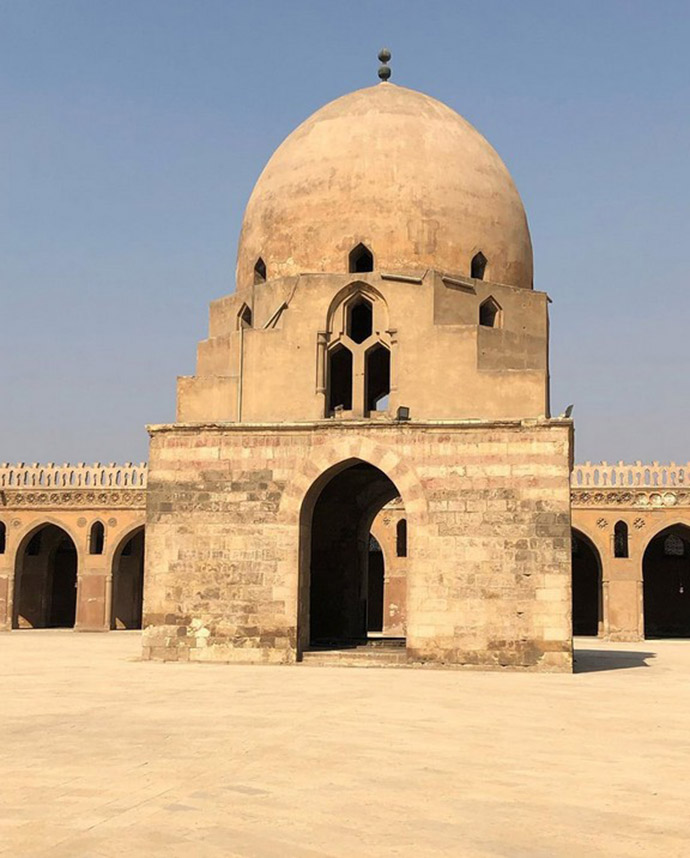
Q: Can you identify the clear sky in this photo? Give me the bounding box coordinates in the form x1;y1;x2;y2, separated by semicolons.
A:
2;1;689;465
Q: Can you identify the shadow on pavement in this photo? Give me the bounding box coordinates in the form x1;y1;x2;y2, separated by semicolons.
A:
574;648;656;673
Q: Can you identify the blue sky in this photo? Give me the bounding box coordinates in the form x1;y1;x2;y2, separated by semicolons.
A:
2;1;689;464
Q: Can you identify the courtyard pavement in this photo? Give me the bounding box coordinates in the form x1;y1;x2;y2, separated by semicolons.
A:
1;632;688;858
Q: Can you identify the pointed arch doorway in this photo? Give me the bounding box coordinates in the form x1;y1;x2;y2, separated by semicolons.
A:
643;524;690;638
13;524;78;629
571;529;603;636
298;460;406;654
111;527;145;630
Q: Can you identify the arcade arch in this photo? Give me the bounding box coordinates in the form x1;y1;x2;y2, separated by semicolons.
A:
643;523;690;638
13;524;78;629
571;528;602;636
111;527;145;630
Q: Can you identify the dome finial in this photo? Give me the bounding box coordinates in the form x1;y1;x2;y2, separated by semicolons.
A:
377;48;392;82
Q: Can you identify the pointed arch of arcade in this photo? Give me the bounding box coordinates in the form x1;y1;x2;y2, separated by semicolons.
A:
109;525;145;630
641;520;690;638
12;519;82;629
571;527;604;637
278;437;428;657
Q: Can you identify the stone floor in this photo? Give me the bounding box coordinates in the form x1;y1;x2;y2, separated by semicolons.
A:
1;633;689;858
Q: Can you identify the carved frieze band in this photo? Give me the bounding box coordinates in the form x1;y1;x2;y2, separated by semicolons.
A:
571;489;690;509
1;489;146;509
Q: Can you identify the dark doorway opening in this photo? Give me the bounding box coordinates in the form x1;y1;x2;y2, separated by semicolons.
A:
14;524;78;629
643;524;690;638
572;529;601;636
303;461;403;649
112;528;145;630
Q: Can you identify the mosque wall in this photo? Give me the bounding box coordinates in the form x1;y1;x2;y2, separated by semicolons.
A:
0;464;146;631
571;462;690;641
3;460;688;658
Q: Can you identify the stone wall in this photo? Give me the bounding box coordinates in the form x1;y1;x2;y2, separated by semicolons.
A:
143;418;573;671
0;463;146;631
571;462;690;641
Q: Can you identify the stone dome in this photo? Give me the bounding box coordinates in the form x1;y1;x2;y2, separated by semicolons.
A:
236;83;533;290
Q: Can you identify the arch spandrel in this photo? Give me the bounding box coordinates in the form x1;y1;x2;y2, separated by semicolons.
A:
642;519;690;553
277;438;428;527
13;517;83;557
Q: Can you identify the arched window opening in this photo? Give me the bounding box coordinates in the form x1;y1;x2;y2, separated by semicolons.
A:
613;521;629;558
238;304;252;329
89;521;105;556
349;243;373;273
665;534;685;556
471;251;487;280
27;532;42;556
347;297;373;344
328;346;353;413
365;344;390;413
0;521;6;554
253;257;266;284
396;519;407;557
479;297;500;328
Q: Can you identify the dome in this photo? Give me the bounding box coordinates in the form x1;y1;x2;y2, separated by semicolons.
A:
237;83;533;290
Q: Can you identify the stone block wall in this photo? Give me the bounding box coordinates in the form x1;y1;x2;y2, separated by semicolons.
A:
143;418;573;670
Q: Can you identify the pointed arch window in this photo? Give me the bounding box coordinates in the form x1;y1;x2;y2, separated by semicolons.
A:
89;521;105;555
479;296;501;328
254;257;266;284
324;284;391;418
365;343;390;413
471;251;487;280
613;521;628;558
238;304;253;329
664;534;685;556
347;296;373;343
0;521;5;554
349;243;373;273
328;345;353;412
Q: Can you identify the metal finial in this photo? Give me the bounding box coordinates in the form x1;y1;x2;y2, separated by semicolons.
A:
377;48;391;82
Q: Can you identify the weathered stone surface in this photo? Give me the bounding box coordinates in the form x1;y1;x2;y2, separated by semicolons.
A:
142;419;573;671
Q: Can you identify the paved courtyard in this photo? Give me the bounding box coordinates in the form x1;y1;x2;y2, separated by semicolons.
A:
1;632;688;858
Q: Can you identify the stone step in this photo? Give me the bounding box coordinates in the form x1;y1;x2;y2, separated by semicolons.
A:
300;646;408;667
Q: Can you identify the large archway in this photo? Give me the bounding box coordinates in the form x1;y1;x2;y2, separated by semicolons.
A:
13;524;78;629
111;527;145;630
643;524;690;638
571;529;602;636
299;460;404;651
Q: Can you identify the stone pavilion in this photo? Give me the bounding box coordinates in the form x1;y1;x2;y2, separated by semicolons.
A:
140;57;574;671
